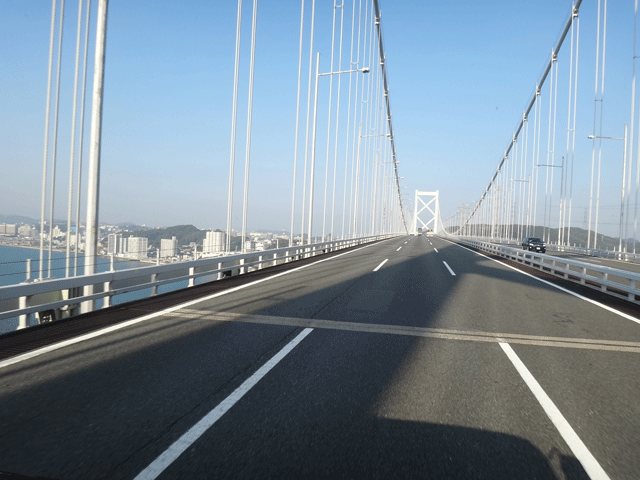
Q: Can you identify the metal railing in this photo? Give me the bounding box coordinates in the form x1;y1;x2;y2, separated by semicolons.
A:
450;237;640;306
0;235;396;329
553;244;640;263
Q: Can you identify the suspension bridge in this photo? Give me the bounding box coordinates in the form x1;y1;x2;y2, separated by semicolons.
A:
1;1;640;478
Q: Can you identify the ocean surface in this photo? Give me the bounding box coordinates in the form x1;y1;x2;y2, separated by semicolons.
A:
0;245;188;334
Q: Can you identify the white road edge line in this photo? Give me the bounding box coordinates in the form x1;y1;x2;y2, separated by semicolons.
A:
0;239;395;370
396;247;402;251
134;327;314;480
500;343;610;480
444;238;640;326
373;259;389;272
443;261;456;276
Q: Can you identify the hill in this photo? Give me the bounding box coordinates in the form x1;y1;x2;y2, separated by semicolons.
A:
126;225;207;249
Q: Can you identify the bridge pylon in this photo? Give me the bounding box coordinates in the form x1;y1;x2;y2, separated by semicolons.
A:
413;190;440;235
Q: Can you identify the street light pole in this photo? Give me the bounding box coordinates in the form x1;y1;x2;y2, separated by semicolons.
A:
587;124;628;253
308;54;369;244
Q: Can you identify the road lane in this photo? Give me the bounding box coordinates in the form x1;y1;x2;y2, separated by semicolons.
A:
153;329;585;479
433;236;640;342
0;236;406;479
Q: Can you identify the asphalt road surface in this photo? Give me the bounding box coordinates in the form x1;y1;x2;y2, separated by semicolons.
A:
1;235;639;479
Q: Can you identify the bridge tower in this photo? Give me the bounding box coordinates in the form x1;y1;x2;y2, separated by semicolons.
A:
413;190;440;234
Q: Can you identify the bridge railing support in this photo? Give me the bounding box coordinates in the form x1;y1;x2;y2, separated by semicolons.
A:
0;234;398;329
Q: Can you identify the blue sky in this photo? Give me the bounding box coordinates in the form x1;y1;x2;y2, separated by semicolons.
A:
1;1;635;236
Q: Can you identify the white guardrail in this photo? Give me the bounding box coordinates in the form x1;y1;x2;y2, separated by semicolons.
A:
454;237;640;263
0;235;396;329
454;237;640;306
554;244;640;263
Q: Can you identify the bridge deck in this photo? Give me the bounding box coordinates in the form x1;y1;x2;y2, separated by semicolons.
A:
1;235;639;479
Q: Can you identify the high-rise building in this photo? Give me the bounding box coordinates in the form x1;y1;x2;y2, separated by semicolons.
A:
107;233;122;255
119;236;128;256
160;236;178;258
127;236;148;259
18;225;35;237
0;224;17;235
203;230;226;254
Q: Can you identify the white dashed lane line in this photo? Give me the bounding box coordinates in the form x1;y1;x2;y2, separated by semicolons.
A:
134;328;314;480
500;343;611;480
373;259;389;272
443;261;456;276
396;247;402;251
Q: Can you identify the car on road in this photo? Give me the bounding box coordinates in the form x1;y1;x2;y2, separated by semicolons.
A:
521;236;546;253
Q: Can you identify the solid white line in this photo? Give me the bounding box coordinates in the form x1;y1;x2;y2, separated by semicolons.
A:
434;248;439;253
396;247;402;251
444;239;640;326
443;261;456;276
373;259;389;272
0;239;394;370
500;343;610;480
134;327;314;480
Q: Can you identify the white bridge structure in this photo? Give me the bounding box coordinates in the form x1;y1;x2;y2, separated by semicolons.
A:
412;190;440;235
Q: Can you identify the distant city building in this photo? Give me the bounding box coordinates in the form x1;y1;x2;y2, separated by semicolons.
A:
18;225;37;237
160;236;178;258
244;240;255;252
127;236;148;259
119;236;128;256
0;224;17;235
203;230;226;254
107;233;122;255
52;226;63;238
107;234;115;254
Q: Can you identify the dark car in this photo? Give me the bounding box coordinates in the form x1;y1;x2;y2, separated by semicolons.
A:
521;236;546;253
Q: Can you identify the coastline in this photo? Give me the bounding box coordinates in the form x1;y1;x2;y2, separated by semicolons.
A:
0;243;113;259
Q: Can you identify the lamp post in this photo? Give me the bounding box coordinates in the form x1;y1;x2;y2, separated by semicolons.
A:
308;52;369;244
588;124;628;253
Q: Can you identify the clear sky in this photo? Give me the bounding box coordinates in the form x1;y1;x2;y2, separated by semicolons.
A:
0;1;635;236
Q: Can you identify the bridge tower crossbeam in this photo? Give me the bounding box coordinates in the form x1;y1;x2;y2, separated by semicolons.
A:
413;190;440;234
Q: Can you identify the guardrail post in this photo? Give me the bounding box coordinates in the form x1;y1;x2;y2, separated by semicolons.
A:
240;258;246;274
258;255;263;270
601;273;608;292
580;267;587;285
217;262;223;280
285;250;290;263
273;252;277;267
189;267;195;287
18;296;28;329
103;281;111;308
151;274;158;296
